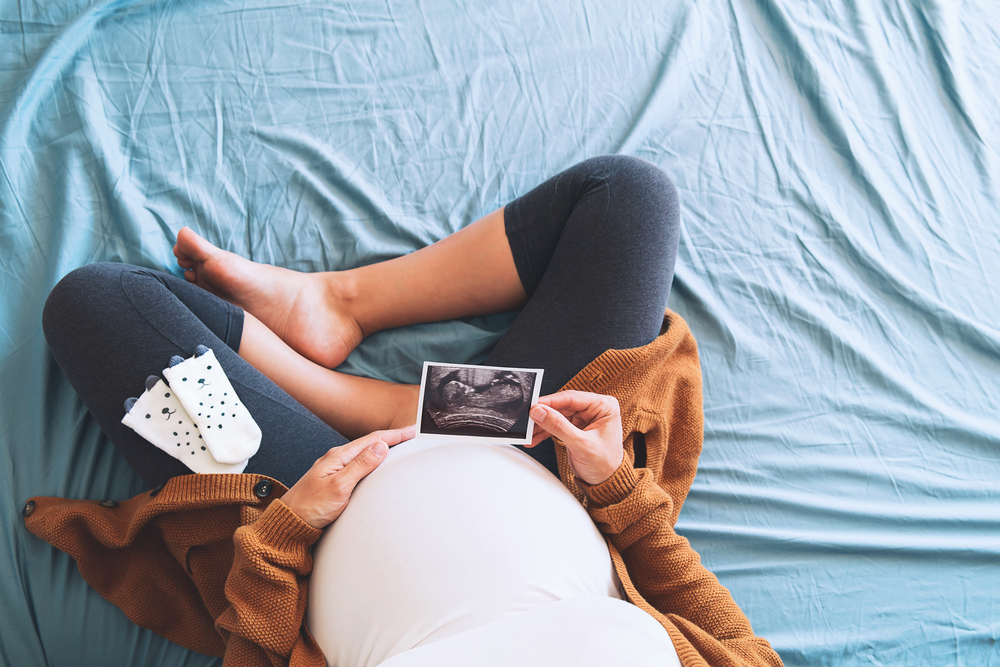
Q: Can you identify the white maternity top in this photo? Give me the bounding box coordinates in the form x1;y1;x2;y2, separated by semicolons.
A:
306;438;680;667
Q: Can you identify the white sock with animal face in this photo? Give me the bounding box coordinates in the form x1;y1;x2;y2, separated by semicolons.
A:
161;346;262;464
122;374;247;474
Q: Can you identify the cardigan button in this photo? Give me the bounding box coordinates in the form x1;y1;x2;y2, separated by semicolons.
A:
254;480;273;498
22;500;35;517
149;482;165;498
99;500;119;508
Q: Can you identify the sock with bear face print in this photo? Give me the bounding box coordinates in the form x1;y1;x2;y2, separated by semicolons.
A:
161;345;262;465
122;374;248;474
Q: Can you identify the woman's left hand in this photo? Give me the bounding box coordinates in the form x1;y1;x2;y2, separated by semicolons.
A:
528;391;624;486
281;424;416;529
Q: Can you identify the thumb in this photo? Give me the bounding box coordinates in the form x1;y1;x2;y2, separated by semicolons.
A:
531;404;579;444
338;440;389;487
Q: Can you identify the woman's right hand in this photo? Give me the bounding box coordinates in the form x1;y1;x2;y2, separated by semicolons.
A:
528;391;625;486
281;424;415;529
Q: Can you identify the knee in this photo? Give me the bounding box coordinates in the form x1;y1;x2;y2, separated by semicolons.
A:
45;263;124;314
583;154;679;215
582;155;680;246
43;263;130;350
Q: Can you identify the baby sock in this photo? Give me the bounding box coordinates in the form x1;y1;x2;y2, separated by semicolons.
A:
122;375;248;474
161;346;262;464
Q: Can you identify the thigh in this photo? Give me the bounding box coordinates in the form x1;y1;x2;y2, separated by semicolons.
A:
43;263;347;488
488;156;679;474
488;155;680;393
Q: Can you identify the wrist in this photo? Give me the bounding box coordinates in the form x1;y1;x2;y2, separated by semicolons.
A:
280;487;327;530
575;448;624;486
576;460;639;507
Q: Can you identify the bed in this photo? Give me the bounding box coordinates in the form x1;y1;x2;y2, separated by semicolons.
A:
3;0;998;665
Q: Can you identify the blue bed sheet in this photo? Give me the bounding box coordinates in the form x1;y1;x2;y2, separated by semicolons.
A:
2;1;998;665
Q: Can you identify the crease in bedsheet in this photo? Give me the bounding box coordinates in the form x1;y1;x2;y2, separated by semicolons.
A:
2;0;1000;665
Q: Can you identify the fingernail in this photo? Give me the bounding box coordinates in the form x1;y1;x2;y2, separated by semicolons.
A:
530;405;545;422
372;441;388;457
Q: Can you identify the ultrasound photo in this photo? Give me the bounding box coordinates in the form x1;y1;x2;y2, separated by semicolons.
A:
415;362;544;444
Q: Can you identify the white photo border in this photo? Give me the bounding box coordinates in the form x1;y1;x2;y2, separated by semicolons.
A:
415;361;544;445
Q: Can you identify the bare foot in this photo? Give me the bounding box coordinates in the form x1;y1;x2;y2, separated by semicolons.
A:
173;226;364;368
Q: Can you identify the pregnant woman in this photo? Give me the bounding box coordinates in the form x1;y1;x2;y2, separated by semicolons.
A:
29;156;782;667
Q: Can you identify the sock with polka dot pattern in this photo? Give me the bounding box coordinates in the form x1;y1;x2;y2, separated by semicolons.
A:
161;346;262;465
122;374;247;474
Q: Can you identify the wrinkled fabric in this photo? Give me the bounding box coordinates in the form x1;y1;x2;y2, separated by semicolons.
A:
2;1;998;666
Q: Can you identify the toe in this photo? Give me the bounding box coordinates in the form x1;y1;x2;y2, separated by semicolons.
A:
176;226;217;262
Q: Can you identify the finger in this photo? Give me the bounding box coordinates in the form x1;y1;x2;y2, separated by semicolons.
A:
378;423;416;447
569;412;592;430
528;425;547;447
556;393;621;430
321;424;414;469
537;390;592;411
336;440;389;488
529;426;551;447
537;391;605;421
530;404;582;445
323;430;386;465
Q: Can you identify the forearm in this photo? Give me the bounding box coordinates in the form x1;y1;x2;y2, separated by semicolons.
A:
216;499;325;665
582;465;782;667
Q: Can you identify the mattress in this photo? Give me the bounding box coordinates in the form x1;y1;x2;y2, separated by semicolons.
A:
2;0;998;665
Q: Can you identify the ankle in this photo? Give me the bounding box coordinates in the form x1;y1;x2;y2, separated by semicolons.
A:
321;270;365;332
328;266;393;341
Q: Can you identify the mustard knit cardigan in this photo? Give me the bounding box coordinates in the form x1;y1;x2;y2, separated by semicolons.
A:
24;310;783;667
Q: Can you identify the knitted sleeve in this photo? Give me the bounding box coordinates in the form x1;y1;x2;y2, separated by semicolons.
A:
215;499;327;667
580;465;783;667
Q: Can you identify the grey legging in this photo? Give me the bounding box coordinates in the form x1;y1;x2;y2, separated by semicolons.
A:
42;155;679;487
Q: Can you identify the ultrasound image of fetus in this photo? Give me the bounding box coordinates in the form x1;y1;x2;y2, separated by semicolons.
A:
422;366;537;439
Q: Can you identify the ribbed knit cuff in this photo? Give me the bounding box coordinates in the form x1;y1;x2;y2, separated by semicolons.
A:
251;500;323;552
577;461;640;508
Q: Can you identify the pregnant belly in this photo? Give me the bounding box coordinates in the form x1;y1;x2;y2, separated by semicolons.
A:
306;438;621;667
